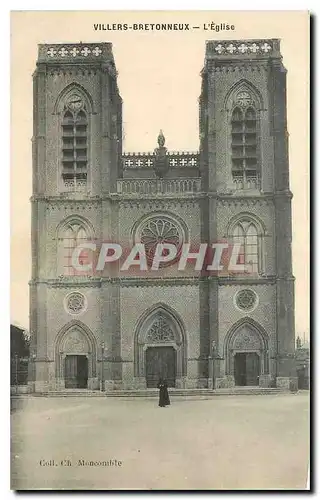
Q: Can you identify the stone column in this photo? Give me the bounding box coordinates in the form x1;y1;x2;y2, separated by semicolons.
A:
268;58;297;391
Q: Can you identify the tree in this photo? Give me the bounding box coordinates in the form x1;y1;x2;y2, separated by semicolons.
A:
10;325;29;358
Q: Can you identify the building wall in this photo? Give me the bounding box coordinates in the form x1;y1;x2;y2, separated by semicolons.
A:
30;40;296;392
120;284;200;388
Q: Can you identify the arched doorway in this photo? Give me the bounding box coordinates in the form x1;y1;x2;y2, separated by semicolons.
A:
134;304;187;388
55;321;97;390
225;319;269;387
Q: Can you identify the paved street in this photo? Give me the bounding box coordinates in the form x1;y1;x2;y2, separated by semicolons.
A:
11;392;309;490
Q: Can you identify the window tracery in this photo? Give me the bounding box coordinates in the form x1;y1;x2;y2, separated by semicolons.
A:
58;221;92;276
231;91;259;190
231;219;261;274
61;94;88;192
146;313;175;343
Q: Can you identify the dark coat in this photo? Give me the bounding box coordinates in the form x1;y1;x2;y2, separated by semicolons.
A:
157;380;170;407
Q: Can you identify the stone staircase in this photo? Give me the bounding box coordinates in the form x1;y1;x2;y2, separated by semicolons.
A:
29;387;292;398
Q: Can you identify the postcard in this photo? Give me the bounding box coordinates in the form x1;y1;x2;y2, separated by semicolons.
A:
10;10;310;490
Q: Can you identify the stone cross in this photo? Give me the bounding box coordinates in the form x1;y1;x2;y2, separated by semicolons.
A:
92;47;102;56
59;48;68;57
47;48;56;57
81;47;91;57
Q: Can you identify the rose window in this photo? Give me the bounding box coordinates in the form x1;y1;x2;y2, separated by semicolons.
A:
65;292;86;314
235;289;257;311
139;216;184;267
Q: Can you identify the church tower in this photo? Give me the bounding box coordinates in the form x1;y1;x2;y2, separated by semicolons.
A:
29;43;122;391
199;39;296;388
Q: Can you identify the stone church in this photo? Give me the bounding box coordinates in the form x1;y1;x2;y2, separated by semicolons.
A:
29;39;297;392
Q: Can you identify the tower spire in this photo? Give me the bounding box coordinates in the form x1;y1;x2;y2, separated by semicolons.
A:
157;129;165;148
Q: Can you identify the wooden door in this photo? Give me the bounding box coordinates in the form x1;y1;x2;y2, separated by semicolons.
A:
77;355;88;389
146;347;176;388
245;352;260;386
234;353;246;386
65;355;78;388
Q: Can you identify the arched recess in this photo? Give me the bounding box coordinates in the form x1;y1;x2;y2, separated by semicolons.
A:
56;215;96;276
224;80;264;191
56;214;95;240
223;79;264;111
224;317;270;376
55;320;97;380
134;303;187;380
53;82;95;115
226;212;267;275
54;83;95;194
227;211;267;236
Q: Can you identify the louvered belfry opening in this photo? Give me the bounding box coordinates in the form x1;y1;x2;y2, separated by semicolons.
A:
231;106;258;188
62;109;88;191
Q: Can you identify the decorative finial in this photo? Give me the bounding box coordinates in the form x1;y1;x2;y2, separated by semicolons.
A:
154;129;168;178
157;130;165;148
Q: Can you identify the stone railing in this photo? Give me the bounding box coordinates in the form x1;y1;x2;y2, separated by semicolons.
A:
122;152;199;170
62;179;87;193
233;176;260;191
117;178;201;195
206;39;280;58
38;43;114;64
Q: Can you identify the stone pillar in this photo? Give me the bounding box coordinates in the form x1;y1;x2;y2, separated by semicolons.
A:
207;356;213;389
269;58;297;390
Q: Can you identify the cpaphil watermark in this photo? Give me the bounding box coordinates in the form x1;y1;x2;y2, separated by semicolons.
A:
67;240;257;276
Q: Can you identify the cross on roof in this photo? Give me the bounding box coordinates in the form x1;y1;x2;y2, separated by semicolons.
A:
81;47;91;57
261;42;271;53
238;43;248;54
92;47;102;56
250;43;259;53
215;44;224;54
59;48;68;57
70;47;79;57
226;44;237;54
47;48;56;57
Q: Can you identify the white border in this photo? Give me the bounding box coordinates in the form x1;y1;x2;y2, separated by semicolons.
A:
6;4;313;498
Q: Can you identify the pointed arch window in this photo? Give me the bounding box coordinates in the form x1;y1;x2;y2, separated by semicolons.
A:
231;220;260;274
57;221;93;276
62;105;88;192
231;103;259;189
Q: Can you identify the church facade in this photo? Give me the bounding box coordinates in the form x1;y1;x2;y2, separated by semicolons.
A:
29;39;297;392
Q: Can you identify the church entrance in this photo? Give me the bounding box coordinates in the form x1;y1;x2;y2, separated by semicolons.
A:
234;352;260;386
146;346;176;388
64;355;88;389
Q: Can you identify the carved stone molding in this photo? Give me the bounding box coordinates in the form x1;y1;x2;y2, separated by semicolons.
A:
206;40;280;58
29;276;276;288
119;199;201;209
217;198;273;208
232;326;261;350
38;43;114;64
146;314;175;343
63;329;89;354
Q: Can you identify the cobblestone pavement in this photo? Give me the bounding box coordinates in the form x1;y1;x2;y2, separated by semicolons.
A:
11;392;309;490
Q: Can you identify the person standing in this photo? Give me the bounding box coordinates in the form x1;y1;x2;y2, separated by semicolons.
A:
157;378;170;407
